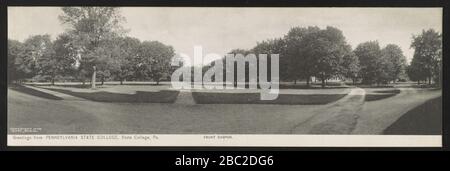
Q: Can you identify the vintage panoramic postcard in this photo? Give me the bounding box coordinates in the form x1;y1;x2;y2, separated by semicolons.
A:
7;7;442;147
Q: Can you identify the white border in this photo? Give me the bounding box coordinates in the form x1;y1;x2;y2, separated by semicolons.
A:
8;134;442;147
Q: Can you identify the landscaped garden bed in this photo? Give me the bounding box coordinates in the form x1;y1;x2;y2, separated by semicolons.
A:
43;88;179;103
192;92;347;105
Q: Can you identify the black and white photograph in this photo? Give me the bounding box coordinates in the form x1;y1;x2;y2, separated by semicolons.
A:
6;7;443;147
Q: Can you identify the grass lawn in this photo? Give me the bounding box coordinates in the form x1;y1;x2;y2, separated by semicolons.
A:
192;92;347;105
383;96;441;135
43;88;179;103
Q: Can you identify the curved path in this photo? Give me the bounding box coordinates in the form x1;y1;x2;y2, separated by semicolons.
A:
351;88;441;134
291;87;366;134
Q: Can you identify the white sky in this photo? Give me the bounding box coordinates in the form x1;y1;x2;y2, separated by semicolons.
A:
8;7;442;65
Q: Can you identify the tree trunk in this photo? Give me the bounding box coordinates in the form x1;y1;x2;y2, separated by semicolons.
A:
428;77;431;85
306;76;310;87
120;79;123;85
91;66;96;89
294;79;297;85
51;71;56;86
321;77;325;88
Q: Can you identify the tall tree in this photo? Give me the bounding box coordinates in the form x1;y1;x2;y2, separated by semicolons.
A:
410;29;442;85
407;57;427;84
252;38;287;82
285;26;320;86
354;41;383;85
59;7;125;88
37;33;79;85
341;50;360;85
313;26;352;88
225;49;252;87
7;39;23;83
285;26;351;87
109;36;141;85
135;41;175;84
381;44;407;83
16;35;54;82
51;33;79;83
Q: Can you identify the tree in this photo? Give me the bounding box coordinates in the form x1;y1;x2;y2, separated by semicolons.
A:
225;49;252;87
252;38;287;82
313;26;352;88
407;58;427;84
36;33;79;85
135;41;175;84
285;26;320;86
15;35;54;82
109;36;141;85
285;26;351;87
381;44;407;84
91;45;114;85
354;41;383;85
341;51;360;85
7;39;23;83
375;50;392;85
410;29;442;85
59;7;125;88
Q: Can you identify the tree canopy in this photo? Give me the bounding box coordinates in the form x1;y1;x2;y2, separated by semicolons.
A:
7;8;440;88
408;29;442;85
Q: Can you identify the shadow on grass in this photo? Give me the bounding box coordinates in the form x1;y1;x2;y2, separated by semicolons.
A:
356;85;395;88
279;85;349;89
8;84;63;100
44;88;179;103
29;82;170;88
383;96;442;135
373;89;401;94
410;84;440;88
192;92;346;105
364;89;401;101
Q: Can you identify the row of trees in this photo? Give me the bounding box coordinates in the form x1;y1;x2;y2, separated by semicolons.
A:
204;26;421;87
8;7;441;88
8;7;178;87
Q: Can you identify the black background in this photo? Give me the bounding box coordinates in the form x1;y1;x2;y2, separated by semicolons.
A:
0;0;449;169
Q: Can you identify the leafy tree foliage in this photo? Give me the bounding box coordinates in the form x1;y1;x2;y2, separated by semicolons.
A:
8;39;24;83
341;50;360;85
354;41;383;84
408;29;442;85
59;7;125;88
135;41;175;84
284;26;320;85
16;35;54;82
381;44;407;83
